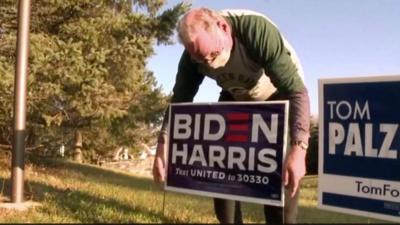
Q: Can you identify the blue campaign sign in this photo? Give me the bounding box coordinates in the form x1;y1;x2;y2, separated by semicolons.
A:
165;101;289;206
318;75;400;223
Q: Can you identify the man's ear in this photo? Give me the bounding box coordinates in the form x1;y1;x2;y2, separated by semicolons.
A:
217;20;230;34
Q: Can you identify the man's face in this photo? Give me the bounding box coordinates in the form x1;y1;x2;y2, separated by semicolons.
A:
186;27;232;69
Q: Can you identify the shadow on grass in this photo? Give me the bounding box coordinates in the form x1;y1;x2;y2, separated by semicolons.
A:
298;205;394;224
28;155;159;192
20;156;397;224
233;201;395;224
1;178;174;223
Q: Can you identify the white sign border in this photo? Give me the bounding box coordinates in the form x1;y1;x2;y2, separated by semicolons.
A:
164;101;289;207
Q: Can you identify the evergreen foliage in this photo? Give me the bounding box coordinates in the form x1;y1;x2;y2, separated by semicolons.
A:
0;0;188;162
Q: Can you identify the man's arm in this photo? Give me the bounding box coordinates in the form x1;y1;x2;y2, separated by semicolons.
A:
159;50;205;134
153;50;205;185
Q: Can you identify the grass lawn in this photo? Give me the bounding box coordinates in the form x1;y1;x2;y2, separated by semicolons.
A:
0;152;394;223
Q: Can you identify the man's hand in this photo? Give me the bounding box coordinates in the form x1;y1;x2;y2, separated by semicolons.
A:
152;134;167;187
283;145;307;197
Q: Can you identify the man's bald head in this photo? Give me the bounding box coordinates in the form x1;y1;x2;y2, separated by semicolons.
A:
176;8;233;68
177;8;220;42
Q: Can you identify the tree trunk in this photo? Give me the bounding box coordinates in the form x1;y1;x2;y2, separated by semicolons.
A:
73;130;83;163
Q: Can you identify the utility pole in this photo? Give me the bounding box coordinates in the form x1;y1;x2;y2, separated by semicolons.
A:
0;0;39;211
11;0;32;204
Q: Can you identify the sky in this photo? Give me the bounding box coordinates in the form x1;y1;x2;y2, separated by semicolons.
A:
147;0;400;115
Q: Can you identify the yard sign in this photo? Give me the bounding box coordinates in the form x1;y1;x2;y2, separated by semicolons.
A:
165;101;288;206
318;75;400;223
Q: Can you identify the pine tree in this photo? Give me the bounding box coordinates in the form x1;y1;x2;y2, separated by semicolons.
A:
0;0;188;162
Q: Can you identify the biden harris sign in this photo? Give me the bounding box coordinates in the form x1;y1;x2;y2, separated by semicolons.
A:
164;101;289;206
318;75;400;222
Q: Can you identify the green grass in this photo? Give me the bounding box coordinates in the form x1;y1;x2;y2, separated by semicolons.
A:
0;152;394;223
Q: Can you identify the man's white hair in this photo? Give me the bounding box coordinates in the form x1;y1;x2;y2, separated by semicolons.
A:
176;8;225;46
